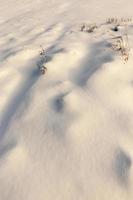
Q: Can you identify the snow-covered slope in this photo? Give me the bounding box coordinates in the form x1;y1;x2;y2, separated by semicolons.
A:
0;0;133;199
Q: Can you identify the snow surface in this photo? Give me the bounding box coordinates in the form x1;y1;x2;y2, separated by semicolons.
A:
0;0;133;199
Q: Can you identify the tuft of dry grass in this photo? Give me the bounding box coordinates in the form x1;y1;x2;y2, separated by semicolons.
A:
107;18;131;62
80;23;97;33
111;27;130;62
38;46;47;74
107;17;132;25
